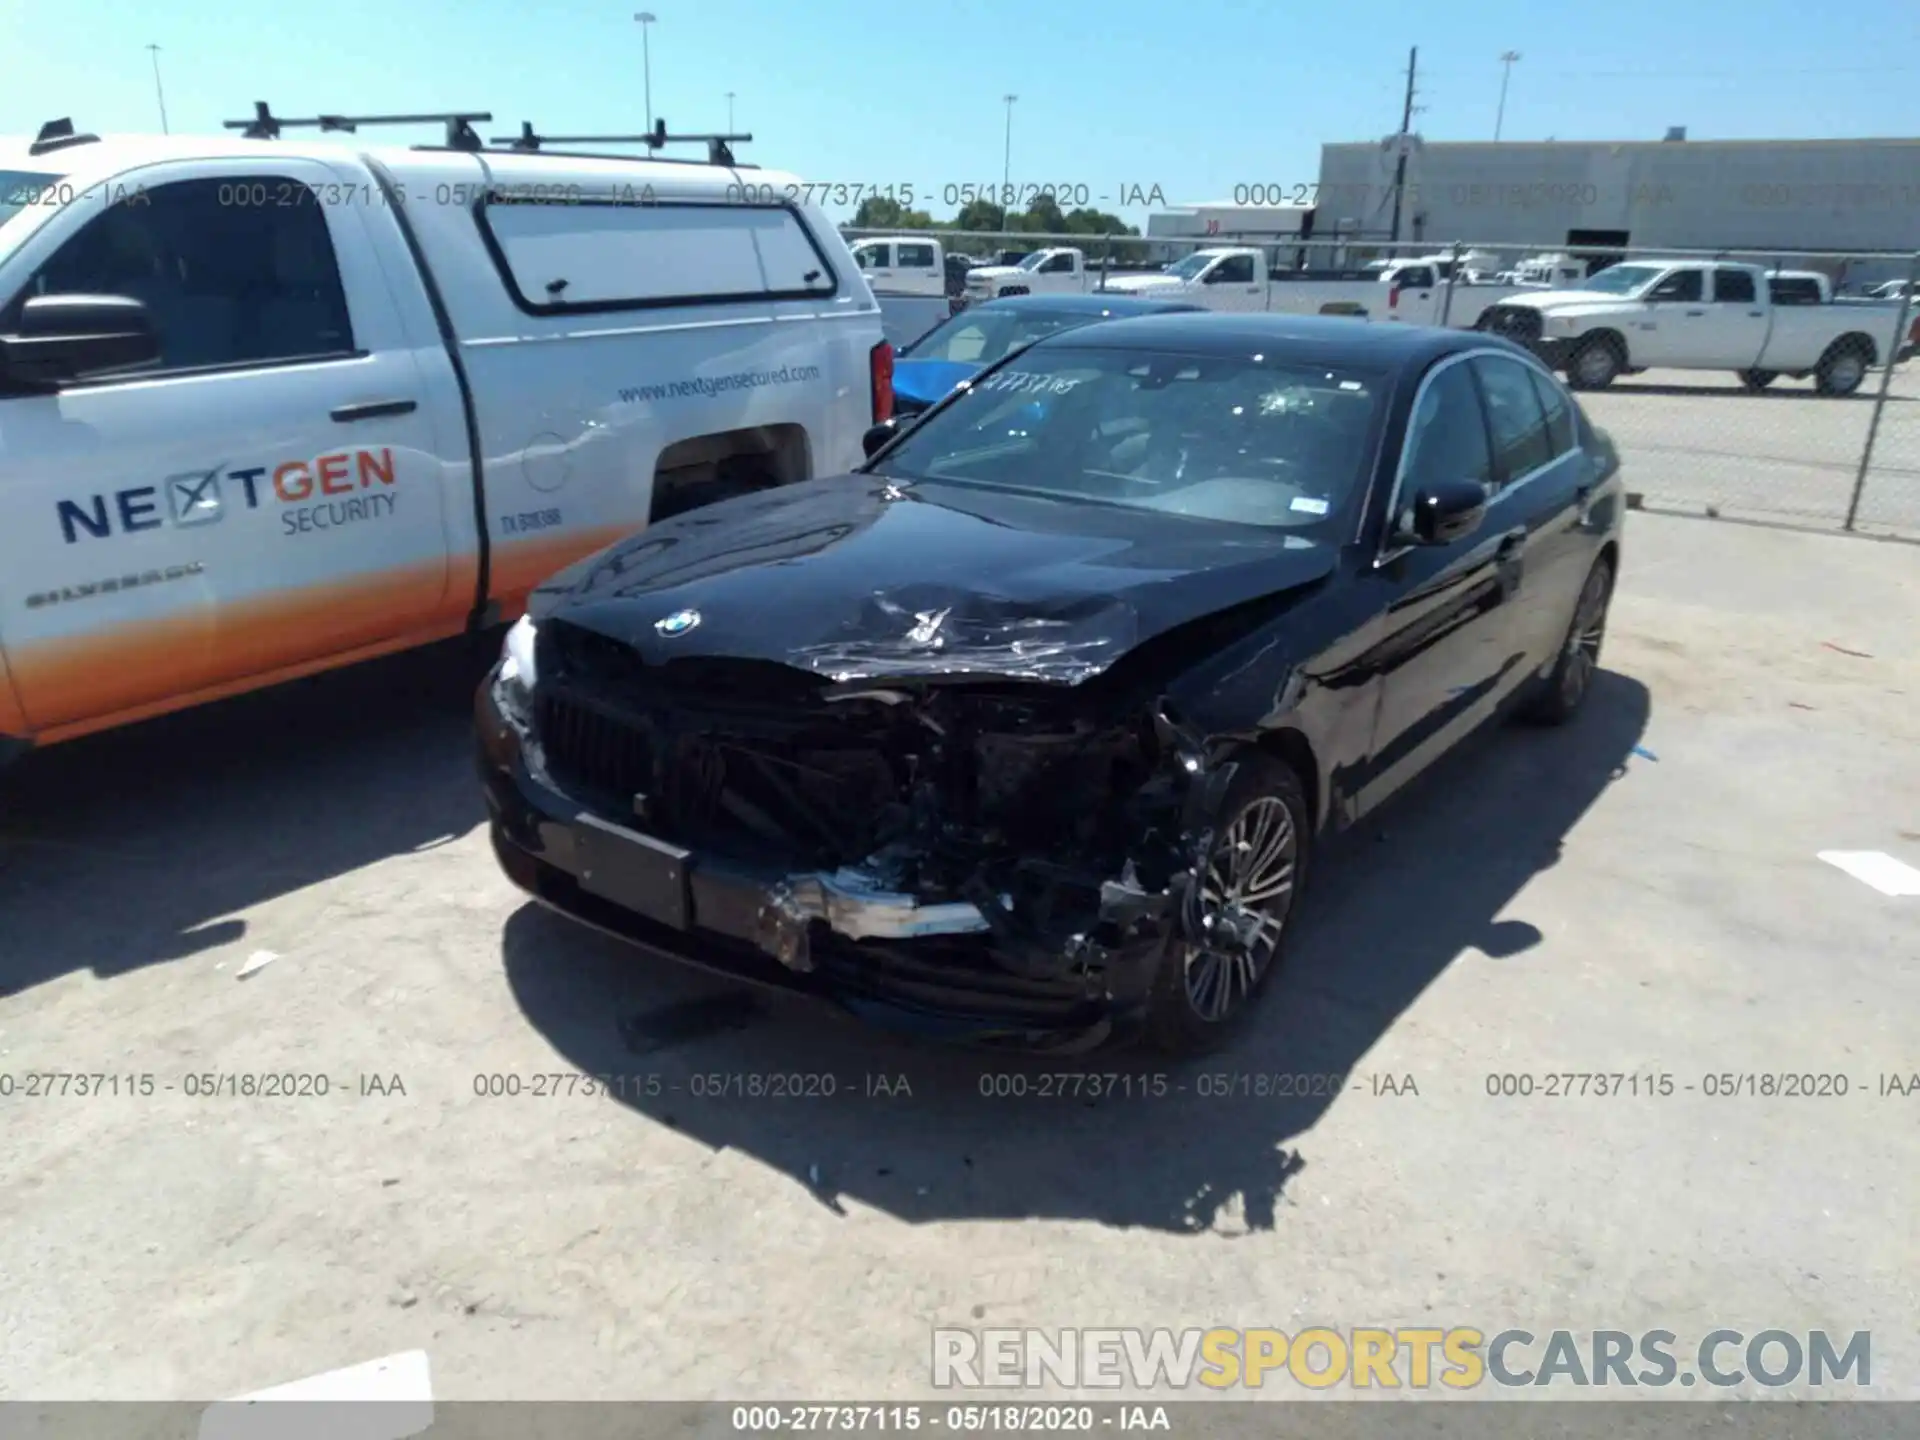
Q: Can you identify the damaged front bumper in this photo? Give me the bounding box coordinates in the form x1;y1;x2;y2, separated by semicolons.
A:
475;674;1202;1053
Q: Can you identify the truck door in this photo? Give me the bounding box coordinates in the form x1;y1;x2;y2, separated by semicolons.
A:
854;242;896;290
1631;265;1709;366
1705;267;1768;367
1387;265;1436;323
1199;253;1263;312
893;240;940;296
0;159;457;740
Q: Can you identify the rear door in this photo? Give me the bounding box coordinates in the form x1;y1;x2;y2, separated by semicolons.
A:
0;159;457;738
1705;266;1768;366
1470;352;1594;670
1356;353;1526;814
893;240;941;296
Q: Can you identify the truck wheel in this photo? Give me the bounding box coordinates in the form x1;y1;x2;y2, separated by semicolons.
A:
1737;369;1777;391
1142;753;1310;1057
1814;340;1871;397
1567;336;1623;390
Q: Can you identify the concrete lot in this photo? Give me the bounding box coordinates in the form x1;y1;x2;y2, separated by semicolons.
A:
2;512;1917;1403
1579;364;1920;536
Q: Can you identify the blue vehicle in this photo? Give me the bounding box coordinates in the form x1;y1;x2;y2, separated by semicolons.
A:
893;293;1203;414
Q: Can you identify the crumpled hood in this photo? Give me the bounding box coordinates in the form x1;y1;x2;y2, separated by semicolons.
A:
532;475;1335;685
892;358;979;407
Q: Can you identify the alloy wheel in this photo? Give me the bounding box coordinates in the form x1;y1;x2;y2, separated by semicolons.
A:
1181;795;1298;1022
1560;564;1611;707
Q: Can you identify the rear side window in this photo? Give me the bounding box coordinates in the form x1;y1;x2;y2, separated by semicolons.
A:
1714;269;1756;304
5;175;353;372
1525;367;1577;456
1470;355;1554;482
1769;276;1823;306
479;200;839;314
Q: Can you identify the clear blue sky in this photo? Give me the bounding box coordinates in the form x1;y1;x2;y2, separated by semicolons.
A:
5;0;1916;224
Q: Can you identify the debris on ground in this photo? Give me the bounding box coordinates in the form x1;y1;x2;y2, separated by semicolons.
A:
236;950;279;979
1823;641;1874;659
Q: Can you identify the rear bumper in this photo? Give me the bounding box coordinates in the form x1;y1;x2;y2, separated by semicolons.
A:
475;675;1161;1053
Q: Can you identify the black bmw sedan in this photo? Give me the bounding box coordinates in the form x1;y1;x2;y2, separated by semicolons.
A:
476;314;1625;1056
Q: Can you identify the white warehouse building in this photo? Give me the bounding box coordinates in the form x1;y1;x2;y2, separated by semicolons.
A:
1311;133;1920;282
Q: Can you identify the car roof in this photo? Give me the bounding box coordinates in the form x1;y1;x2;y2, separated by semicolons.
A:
1033;311;1517;370
973;293;1204;316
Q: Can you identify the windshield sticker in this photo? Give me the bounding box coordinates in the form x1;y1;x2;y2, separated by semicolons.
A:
976;371;1082;396
1289;496;1331;516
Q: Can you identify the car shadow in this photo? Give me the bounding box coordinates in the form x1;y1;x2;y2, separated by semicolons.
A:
504;669;1651;1233
0;634;497;997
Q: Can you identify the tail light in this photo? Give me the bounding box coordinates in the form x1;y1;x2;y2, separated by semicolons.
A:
870;339;894;423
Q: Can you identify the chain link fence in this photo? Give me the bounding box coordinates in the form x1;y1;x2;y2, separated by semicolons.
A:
852;226;1920;539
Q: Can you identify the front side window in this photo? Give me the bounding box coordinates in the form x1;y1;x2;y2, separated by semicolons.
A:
1210;255;1256;284
873;346;1383;533
1399;361;1493;511
1041;252;1075;274
1648;268;1704;303
0;168;69;234
1165;253;1213;280
3;176;353;371
1577;263;1666;296
854;244;888;270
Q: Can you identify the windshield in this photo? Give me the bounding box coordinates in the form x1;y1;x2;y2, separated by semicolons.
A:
1579;264;1666;295
1165;253;1213;280
903;307;1106;364
1017;252;1051;271
0;168;68;232
872;346;1382;532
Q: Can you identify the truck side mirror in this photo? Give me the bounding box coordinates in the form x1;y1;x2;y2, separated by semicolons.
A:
0;294;160;389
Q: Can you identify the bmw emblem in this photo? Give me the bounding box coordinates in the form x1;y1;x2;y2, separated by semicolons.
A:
655;608;701;637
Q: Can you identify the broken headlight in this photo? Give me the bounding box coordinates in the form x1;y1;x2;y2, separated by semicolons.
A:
495;614;539;720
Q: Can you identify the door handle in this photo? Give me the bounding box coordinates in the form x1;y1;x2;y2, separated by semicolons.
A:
1685;309;1705;317
1749;310;1764;317
331;398;417;423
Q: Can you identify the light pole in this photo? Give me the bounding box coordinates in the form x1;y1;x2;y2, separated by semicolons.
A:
726;90;735;131
146;44;170;133
633;12;657;130
1495;51;1521;141
1001;93;1017;204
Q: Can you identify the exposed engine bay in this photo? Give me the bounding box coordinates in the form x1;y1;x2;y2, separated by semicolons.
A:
526;617;1238;983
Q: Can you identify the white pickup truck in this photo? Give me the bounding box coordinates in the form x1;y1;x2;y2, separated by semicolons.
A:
849;235;946;297
0;120;888;753
1474;258;1920;395
961;246;1096;301
1101;246;1526;328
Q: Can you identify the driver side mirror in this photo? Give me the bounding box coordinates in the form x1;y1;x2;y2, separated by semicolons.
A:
862;419;902;458
1404;478;1488;546
0;294;160;388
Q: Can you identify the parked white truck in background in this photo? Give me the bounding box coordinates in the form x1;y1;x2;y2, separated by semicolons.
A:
848;235;946;297
1475;258;1920;394
1101;246;1530;328
961;246;1095;301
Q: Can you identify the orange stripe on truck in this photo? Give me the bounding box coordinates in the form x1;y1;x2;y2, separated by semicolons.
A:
490;525;636;617
10;559;462;740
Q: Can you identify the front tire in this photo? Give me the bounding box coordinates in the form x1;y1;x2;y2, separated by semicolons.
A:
1521;555;1614;725
1143;755;1310;1057
1566;335;1623;390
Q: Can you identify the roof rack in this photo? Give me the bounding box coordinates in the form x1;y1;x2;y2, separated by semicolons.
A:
30;117;103;157
490;119;751;167
223;103;492;151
